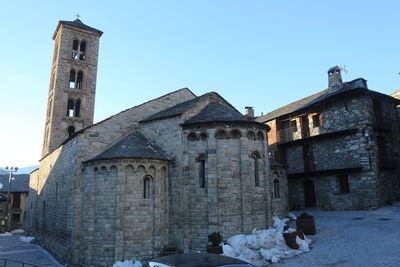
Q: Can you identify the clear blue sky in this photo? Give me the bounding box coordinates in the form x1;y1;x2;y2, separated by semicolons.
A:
1;0;399;167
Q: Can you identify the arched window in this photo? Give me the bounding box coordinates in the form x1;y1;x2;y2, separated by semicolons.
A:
67;99;74;117
247;131;256;140
68;125;75;137
215;129;229;139
76;71;83;89
188;133;197;141
257;131;264;141
79;41;86;60
230;129;242;139
71;39;86;61
72;39;79;50
250;151;261;186
69;70;76;88
274;179;280;198
199;132;208;141
75;99;81;117
143;175;154;199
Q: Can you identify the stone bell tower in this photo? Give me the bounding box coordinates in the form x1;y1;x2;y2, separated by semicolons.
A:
42;19;103;157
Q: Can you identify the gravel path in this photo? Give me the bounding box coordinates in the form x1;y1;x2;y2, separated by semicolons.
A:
272;202;400;267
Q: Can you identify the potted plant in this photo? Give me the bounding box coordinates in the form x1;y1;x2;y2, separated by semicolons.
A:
296;212;316;235
207;232;223;254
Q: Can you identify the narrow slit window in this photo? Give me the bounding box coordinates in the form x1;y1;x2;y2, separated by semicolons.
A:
68;126;75;137
199;159;206;188
143;175;153;199
273;179;280;198
250;151;261;187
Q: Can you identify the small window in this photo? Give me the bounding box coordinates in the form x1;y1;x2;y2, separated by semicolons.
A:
76;71;83;89
199;159;206;188
312;113;322;128
230;129;241;139
143;175;154;199
338;175;350;193
69;70;76;88
199;132;208;141
67;99;74;117
68;126;75;137
250;151;261;187
188;133;197;141
247;131;256;140
75;99;81;117
72;39;79;50
290;120;297;132
273;179;280;198
257;131;264;141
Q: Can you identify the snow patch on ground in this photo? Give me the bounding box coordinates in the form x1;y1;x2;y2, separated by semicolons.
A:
11;229;25;234
19;236;35;243
112;260;142;267
223;216;311;266
0;232;12;237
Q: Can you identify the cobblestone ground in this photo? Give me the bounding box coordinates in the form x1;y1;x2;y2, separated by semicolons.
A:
0;235;61;267
272;202;400;267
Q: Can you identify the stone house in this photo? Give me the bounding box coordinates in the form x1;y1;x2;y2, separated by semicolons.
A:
0;174;29;231
257;66;400;211
26;19;288;266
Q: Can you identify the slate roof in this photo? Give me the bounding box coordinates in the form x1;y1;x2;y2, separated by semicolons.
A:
0;174;29;192
87;131;168;162
53;19;103;39
257;78;370;123
182;102;252;125
142;92;238;123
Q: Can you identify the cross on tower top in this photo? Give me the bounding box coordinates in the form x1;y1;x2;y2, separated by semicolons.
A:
75;13;81;19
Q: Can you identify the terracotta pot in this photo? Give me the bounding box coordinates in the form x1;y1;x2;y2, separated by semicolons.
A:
296;216;316;235
207;245;223;254
283;232;299;250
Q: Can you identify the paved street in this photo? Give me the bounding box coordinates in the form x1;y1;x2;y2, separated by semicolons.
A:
0;235;61;267
272;202;400;267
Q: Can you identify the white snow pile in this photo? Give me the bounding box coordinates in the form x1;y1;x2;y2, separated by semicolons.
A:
19;236;35;243
223;216;312;266
11;229;25;234
0;232;12;237
112;260;142;267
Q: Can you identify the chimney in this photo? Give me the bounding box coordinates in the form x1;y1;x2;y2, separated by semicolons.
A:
245;106;254;118
328;66;342;90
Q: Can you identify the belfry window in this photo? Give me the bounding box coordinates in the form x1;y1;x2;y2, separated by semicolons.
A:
67;99;74;117
71;39;86;61
69;70;83;89
66;99;81;117
75;99;81;117
69;70;76;88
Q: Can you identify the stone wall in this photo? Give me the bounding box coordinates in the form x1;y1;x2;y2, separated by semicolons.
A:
270;166;288;217
79;160;168;266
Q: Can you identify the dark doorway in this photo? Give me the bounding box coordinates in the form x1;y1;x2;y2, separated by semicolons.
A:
304;179;316;207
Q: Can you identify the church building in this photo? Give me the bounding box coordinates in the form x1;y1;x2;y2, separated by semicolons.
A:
26;19;288;266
